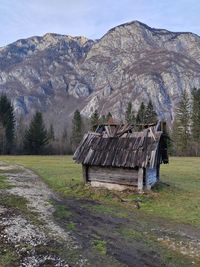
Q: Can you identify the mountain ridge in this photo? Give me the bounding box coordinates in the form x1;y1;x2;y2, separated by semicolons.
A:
0;21;200;133
106;20;198;36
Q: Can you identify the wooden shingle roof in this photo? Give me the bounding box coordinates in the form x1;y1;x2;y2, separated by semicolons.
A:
73;127;166;169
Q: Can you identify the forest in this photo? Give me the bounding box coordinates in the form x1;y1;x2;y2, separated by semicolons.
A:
0;88;199;156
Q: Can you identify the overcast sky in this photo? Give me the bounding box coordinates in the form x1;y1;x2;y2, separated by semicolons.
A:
1;0;200;47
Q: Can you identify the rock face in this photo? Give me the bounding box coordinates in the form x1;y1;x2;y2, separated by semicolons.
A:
1;21;200;129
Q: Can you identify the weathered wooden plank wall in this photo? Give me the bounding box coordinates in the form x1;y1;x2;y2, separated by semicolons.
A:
87;166;138;186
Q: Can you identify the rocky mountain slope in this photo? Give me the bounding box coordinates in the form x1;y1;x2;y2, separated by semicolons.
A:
1;21;200;130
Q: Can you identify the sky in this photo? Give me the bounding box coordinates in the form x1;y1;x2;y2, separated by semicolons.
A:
1;0;200;47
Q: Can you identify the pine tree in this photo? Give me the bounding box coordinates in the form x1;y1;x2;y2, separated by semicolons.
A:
90;110;100;131
48;123;55;141
15;115;26;153
0;121;6;154
62;127;68;143
172;90;191;155
60;127;71;154
191;88;200;155
100;115;106;124
145;100;157;124
125;102;135;124
24;112;49;154
71;110;83;151
0;94;15;154
106;112;113;123
136;102;146;128
99;113;112;124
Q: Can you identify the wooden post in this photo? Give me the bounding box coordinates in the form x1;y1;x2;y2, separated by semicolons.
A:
138;168;144;192
156;164;160;181
82;164;88;183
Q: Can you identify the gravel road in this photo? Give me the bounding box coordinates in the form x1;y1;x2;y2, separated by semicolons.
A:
0;161;200;267
0;162;87;267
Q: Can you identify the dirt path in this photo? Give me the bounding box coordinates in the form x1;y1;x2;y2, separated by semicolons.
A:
53;198;200;267
0;161;200;267
0;162;87;267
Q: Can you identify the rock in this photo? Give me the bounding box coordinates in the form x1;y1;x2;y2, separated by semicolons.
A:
0;21;200;129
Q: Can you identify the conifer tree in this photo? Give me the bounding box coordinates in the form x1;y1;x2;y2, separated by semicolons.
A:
145;100;157;124
90;109;100;131
71;110;83;151
0;121;6;154
62;127;68;144
60;127;71;154
0;94;15;154
15;115;26;153
172;90;191;155
48;123;55;141
136;102;146;126
24;112;49;154
191;88;200;155
125;102;135;124
100;115;106;124
106;112;113;123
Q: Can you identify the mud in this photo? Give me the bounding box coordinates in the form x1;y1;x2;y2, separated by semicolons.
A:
53;198;200;267
0;161;200;267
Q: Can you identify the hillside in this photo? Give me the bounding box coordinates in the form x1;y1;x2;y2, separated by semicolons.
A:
0;21;200;129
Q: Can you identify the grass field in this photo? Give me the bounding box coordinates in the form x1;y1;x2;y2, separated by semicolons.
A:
0;155;200;227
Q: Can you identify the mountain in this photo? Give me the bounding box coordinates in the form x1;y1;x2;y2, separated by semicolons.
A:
0;21;200;132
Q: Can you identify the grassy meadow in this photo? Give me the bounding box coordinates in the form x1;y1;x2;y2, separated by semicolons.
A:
0;155;200;227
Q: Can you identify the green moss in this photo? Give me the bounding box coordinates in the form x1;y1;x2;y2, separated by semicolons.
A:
89;204;114;214
0;248;20;267
119;228;144;240
67;222;76;230
92;239;107;255
0;194;42;226
160;244;200;267
0;194;27;210
0;175;12;189
87;204;128;218
53;204;72;220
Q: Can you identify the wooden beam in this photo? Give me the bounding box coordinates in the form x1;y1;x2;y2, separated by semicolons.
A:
138;168;144;192
82;164;88;183
156;164;160;181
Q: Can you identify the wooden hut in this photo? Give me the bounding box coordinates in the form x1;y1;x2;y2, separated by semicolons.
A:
73;122;168;191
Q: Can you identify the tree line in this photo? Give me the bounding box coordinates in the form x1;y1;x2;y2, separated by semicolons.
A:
0;91;199;156
0;94;158;155
171;88;200;156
